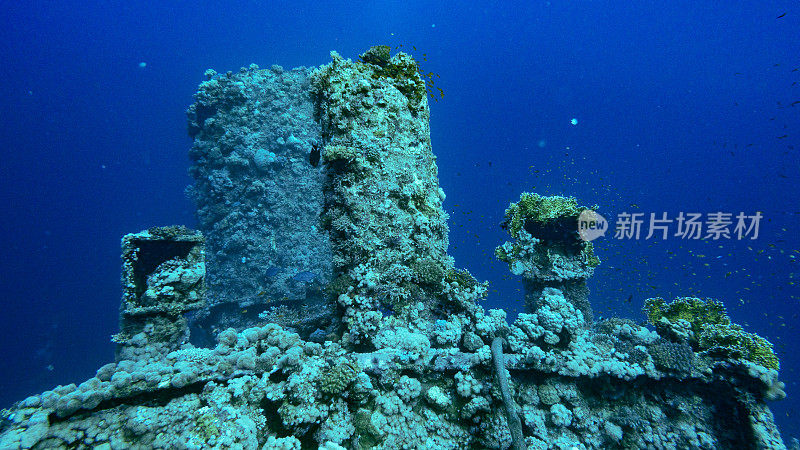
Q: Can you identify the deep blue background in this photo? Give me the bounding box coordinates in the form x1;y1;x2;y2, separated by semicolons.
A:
1;0;798;440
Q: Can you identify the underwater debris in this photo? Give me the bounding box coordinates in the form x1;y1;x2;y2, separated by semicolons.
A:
0;48;789;450
496;192;600;321
185;59;335;339
115;226;206;361
311;46;459;338
491;337;525;450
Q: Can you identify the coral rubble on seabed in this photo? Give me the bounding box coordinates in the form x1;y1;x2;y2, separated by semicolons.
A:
0;48;789;449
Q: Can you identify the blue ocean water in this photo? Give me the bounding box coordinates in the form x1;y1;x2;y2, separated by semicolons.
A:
0;0;797;441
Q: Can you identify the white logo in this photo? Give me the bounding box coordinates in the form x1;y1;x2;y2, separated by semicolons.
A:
578;210;608;241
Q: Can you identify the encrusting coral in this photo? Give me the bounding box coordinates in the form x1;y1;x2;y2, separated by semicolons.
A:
0;48;789;450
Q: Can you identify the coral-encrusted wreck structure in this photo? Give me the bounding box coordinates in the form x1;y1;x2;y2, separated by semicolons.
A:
0;47;789;449
115;226;206;361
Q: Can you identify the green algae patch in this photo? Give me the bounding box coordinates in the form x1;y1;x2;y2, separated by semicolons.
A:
358;45;392;66
644;297;730;336
357;45;432;107
699;323;780;370
410;257;446;286
580;244;601;268
502;193;592;239
645;296;779;370
319;359;360;396
444;267;480;290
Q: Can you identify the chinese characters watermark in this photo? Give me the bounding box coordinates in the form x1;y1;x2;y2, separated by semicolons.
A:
578;210;762;241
